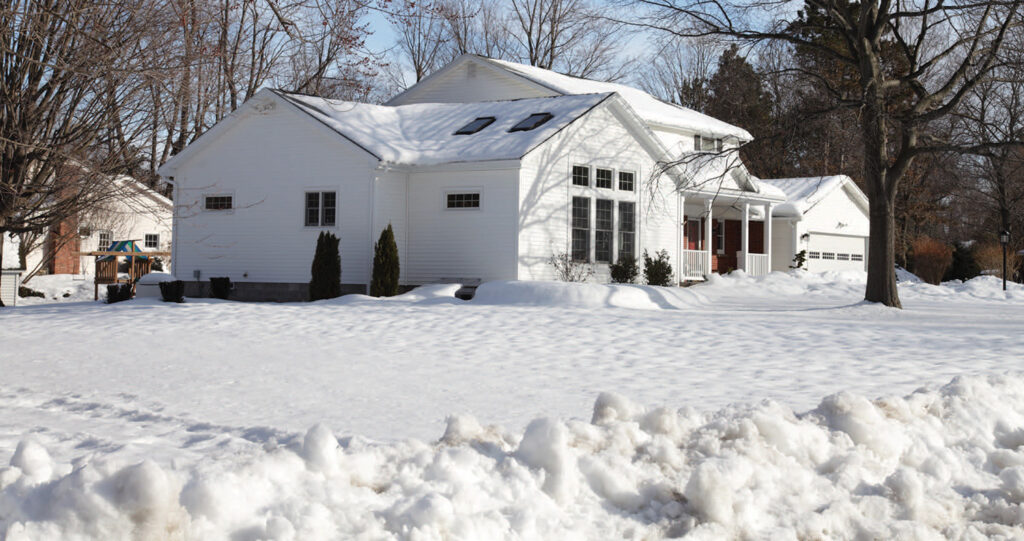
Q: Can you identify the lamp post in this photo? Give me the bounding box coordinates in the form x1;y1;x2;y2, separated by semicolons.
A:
999;230;1010;291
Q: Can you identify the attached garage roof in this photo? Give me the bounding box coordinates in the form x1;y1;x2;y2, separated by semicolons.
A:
759;176;868;218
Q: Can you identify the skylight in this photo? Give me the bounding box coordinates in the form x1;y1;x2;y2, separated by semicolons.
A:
509;112;553;132
454;116;496;135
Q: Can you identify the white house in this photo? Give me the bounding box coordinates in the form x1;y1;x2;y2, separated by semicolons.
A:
158;55;802;300
2;175;173;278
760;176;870;272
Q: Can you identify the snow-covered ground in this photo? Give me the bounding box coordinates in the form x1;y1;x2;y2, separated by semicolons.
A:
1;271;1023;539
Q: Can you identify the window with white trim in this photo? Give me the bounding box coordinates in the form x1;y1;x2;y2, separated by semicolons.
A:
618;171;634;191
851;254;864;261
571;197;590;262
595;168;613;189
808;251;821;259
446;192;480;209
572;165;589;186
618;201;635;261
204;195;233;211
97;231;112;251
822;252;835;260
595;199;613;263
144;234;159;249
305;191;336;226
715;220;725;253
836;253;850;261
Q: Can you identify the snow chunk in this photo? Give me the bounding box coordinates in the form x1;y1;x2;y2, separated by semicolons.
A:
515;418;577;502
10;439;53;482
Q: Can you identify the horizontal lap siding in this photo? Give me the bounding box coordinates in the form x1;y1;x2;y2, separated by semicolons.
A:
404;169;518;284
519;105;672;282
372;171;409;283
390;62;553;105
173;106;375;285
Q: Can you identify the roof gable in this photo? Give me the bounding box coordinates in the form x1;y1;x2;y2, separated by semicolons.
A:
759;176;869;217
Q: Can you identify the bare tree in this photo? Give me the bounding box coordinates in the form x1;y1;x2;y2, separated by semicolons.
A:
639;36;721;111
628;0;1023;307
390;0;448;83
509;0;628;80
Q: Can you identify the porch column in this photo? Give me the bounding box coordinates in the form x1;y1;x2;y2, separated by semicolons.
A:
763;203;774;272
741;202;750;271
791;220;800;270
704;199;713;274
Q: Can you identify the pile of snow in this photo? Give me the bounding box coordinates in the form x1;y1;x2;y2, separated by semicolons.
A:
5;375;1024;538
16;274;99;304
135;272;177;285
471;280;707;310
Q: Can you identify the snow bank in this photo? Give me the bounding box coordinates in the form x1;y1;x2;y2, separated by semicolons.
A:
5;375;1024;539
136;272;177;285
471;280;707;310
17;274;99;304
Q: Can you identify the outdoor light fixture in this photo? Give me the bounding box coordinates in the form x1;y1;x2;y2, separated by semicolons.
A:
999;230;1011;291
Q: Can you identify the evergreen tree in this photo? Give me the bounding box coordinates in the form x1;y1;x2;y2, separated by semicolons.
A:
704;45;777;176
309;231;342;300
643;250;674;286
370;224;400;297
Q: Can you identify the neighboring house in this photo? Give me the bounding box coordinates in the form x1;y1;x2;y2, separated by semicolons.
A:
2;176;173;278
159;55;795;300
760;176;870;272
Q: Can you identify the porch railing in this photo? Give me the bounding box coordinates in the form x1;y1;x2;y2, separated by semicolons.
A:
681;249;709;281
741;252;770;276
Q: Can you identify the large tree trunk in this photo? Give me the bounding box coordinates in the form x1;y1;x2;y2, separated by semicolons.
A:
865;195;901;307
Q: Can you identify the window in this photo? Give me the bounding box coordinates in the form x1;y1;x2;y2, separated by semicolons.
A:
447;192;480;209
693;134;701;151
144;234;159;249
716;138;724;152
618;171;634;192
572;165;590;186
618;202;635;261
808;251;821;259
595;199;613;263
595;168;613;189
851;254;864;261
822;252;835;260
205;195;233;211
97;231;112;251
571;197;590;262
837;253;850;261
509;112;553;132
714;220;725;253
305;191;336;227
454;117;495;135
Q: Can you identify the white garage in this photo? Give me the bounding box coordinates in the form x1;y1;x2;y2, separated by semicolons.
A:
761;176;870;273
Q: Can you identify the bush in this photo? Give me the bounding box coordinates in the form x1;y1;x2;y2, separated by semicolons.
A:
370;224;400;297
150;257;165;272
159;280;185;303
209;277;232;300
943;242;981;282
910;237;952;285
549;252;593;282
106;283;132;303
609;254;639;283
18;286;44;298
791;250;807;270
643;249;673;286
975;242;1022;280
309;231;341;300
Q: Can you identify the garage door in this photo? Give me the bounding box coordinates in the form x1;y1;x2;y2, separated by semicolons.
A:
806;233;867;272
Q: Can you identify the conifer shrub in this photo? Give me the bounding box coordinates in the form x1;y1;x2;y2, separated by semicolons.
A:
309;231;341;300
106;283;133;303
370;224;400;297
209;277;232;299
944;242;981;282
159;280;185;303
791;250;807;269
910;236;952;285
643;249;673;286
609;254;639;283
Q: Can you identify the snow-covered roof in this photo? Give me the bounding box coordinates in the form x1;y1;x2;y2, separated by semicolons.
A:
758;176;867;217
480;57;753;142
675;153;786;201
277;91;612;167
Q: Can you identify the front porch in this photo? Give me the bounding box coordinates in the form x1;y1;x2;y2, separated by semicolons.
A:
680;199;775;281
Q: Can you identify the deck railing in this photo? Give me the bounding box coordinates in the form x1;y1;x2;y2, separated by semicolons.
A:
741;252;770;276
681;249;709;280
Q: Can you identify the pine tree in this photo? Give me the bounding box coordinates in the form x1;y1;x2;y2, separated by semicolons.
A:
370;224;400;297
309;231;342;300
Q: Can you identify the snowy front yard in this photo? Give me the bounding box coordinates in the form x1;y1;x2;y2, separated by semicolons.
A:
1;272;1023;539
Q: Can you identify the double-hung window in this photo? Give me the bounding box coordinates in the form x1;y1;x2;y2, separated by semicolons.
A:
97;231;112;251
595;168;613;189
305;191;336;227
571;197;590;262
618;202;635;261
595;199;613;263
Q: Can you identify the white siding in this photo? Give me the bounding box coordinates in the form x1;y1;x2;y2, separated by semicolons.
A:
772;219;796;271
77;189;173;276
801;185;870;238
172;103;377;285
0;271;19;306
389;61;554;105
518;103;676;282
404;168;519;284
371;170;409;283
